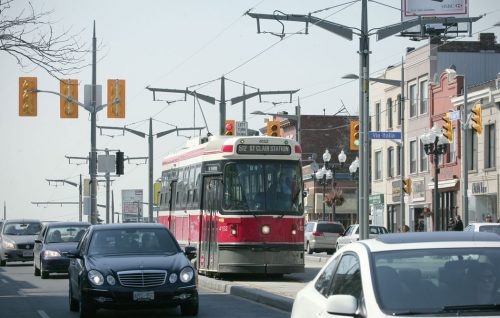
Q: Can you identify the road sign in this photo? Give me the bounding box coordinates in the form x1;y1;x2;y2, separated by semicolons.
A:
368;131;401;140
236;121;248;136
450;110;461;121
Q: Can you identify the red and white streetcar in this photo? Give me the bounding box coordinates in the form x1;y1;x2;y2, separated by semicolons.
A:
157;135;305;276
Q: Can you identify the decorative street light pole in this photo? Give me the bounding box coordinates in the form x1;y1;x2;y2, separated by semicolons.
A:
315;149;347;221
421;125;448;231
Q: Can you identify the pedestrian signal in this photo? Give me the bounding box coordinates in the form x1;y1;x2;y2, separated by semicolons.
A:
19;77;37;116
107;79;126;118
225;120;235;136
60;79;79;118
350;121;360;150
403;178;412;194
267;120;281;137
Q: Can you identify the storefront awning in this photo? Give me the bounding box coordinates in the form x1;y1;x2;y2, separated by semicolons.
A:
427;179;458;190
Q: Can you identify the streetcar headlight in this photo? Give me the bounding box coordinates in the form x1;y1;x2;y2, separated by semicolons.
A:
43;250;61;258
88;270;104;286
261;225;271;235
180;267;194;283
291;229;297;235
231;224;237;236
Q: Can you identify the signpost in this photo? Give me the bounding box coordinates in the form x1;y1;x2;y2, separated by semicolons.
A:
368;131;401;140
122;189;143;222
235;121;248;136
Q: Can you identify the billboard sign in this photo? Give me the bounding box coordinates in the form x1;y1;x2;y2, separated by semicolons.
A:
403;0;468;19
122;189;143;222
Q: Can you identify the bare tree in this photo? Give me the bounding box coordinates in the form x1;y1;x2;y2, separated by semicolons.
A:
0;0;90;78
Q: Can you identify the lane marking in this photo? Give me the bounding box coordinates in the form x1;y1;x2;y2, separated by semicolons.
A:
37;310;50;318
1;278;7;283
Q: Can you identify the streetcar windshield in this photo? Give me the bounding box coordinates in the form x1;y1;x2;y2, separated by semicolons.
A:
223;161;303;215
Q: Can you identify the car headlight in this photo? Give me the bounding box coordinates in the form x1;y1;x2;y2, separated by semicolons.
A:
88;270;104;286
106;275;116;286
169;273;178;283
180;267;194;283
43;250;61;258
2;240;15;249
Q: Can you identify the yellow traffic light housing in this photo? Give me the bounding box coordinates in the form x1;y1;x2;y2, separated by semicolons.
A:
441;112;453;143
225;120;235;136
267;120;281;137
403;178;412;194
350;121;360;150
471;103;482;135
19;77;37;116
60;79;79;118
107;79;126;118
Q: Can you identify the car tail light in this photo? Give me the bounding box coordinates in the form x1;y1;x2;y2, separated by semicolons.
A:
312;231;323;236
295;145;302;153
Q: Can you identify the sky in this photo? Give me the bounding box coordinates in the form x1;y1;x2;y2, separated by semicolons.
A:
1;0;500;222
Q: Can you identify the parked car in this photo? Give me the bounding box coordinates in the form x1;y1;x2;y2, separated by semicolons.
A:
292;231;500;318
67;223;198;317
33;221;90;278
0;219;42;266
335;224;388;250
304;221;345;255
464;222;500;234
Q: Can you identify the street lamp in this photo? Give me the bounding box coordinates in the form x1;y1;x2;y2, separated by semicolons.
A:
46;176;83;221
421;125;448;231
315;149;347;221
250;105;301;144
349;157;360;223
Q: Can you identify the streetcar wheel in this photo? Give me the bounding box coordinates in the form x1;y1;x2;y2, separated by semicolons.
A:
40;262;49;279
306;242;313;255
180;299;199;316
34;260;40;276
69;281;79;312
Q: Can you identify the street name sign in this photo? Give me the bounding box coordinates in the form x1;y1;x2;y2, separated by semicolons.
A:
368;131;401;140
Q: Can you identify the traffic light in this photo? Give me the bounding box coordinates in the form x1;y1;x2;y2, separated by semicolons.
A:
267;120;281;137
403;178;412;194
225;120;235;136
471;103;482;135
19;77;37;116
107;79;126;118
441;112;453;143
116;151;124;175
60;79;79;118
350;121;360;150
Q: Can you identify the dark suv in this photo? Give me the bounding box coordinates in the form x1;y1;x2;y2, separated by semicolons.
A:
304;221;345;255
0;219;42;266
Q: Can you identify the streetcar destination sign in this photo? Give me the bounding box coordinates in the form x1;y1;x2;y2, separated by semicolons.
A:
237;144;291;155
368;131;401;140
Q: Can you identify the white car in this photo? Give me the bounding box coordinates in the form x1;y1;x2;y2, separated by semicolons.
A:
291;232;500;318
464;222;500;234
335;224;388;250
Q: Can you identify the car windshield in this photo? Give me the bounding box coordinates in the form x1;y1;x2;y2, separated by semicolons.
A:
3;222;41;235
88;228;179;255
479;225;500;235
316;223;344;234
46;225;89;243
372;247;500;313
223;161;303;215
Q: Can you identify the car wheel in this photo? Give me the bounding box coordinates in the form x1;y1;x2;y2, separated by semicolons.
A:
40;262;49;279
306;242;313;255
0;258;5;267
34;260;40;276
79;289;96;318
69;280;79;312
180;299;199;316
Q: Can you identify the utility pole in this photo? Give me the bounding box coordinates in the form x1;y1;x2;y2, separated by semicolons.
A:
45;176;83;221
399;58;406;231
3;201;6;220
462;76;469;227
98;121;204;222
90;21;98;225
111;190;115;223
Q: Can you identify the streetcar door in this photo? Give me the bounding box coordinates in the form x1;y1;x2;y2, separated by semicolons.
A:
168;180;177;232
200;176;221;271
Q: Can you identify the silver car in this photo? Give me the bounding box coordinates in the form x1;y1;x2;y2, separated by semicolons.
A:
0;219;42;266
304;221;345;255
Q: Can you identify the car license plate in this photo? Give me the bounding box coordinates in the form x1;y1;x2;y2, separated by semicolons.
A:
22;251;33;257
133;291;154;301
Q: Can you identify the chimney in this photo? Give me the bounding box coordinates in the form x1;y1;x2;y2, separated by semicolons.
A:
479;33;496;51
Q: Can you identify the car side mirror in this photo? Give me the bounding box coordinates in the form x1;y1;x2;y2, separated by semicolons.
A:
184;246;197;261
66;249;81;259
325;294;358;315
34;239;42;244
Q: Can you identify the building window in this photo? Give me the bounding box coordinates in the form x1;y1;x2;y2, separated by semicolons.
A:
409;84;417;118
485;124;496;168
375;102;381;131
397;94;402;126
375;151;382;180
467;130;478;171
419;140;428;172
410;140;417;174
387;147;394;178
396;146;402;176
419;80;428;114
387;98;393;129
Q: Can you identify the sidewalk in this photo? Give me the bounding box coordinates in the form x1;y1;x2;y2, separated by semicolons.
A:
198;255;328;312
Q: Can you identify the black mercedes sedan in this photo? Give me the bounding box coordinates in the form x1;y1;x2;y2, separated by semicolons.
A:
67;223;198;317
33;221;90;278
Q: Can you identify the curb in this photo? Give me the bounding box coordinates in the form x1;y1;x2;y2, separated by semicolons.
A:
198;276;294;312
